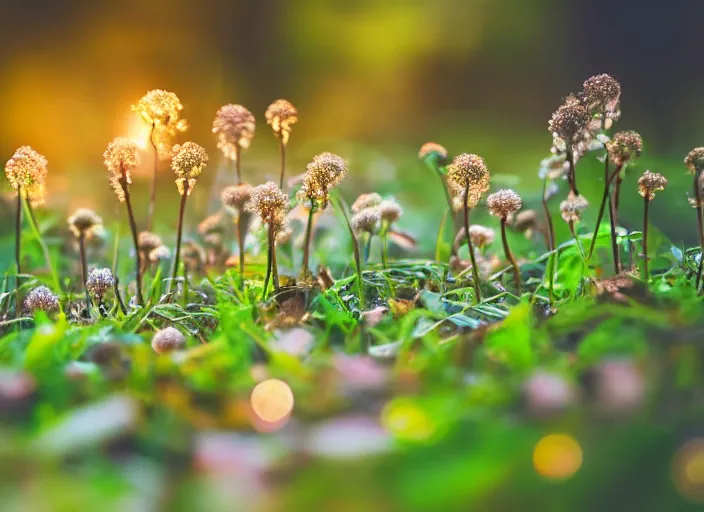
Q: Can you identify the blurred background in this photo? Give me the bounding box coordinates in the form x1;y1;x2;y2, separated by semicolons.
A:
1;0;703;246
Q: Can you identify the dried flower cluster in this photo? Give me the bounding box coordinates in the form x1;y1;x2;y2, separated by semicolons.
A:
379;198;403;223
549;95;590;145
138;231;163;254
469;225;495;249
86;268;115;299
132;89;188;157
351;193;382;214
418;142;448;162
559;193;589;223
446;153;491;209
685;147;704;175
23;285;60;314
221;183;254;214
151;327;186;354
298;152;347;208
247;181;288;225
5;146;48;200
68;208;103;238
638;171;667;200
212;104;256;160
149;245;171;263
607;130;643;166
171;142;208;195
580;74;621;116
103;138;139;202
351;207;382;235
265;99;298;145
487;189;523;219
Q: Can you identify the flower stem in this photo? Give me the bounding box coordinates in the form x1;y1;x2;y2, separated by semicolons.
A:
236;211;246;290
587;163;622;261
380;221;389;269
566;148;579;196
262;228;273;300
333;198;365;309
501;218;521;294
608;190;620;274
78;232;91;314
642;197;650;281
171;186;189;291
146;123;158;232
363;234;372;265
463;182;482;303
694;170;704;292
22;198;60;294
235;145;242;185
271;224;279;290
14;188;22;316
121;176;144;306
278;140;286;191
302;205;315;277
541;178;555;252
114;276;127;315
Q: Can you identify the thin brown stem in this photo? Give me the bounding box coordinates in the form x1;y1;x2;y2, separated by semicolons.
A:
114;277;127;315
146;124;158;232
694;170;704;291
272;231;280;290
171;186;189;290
301;205;315;277
607;188;620;274
541;179;555;252
642;197;650;281
463;182;482;303
500;218;521;294
121;176;144;306
78;232;91;313
236;211;247;289
587;163;622;260
333;198;365;308
279;141;286;191
613;176;623;228
235;145;242;185
14;188;22;316
566;148;579;196
262;228;273;300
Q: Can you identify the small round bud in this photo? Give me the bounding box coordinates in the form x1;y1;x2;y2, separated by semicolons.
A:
149;245;171;263
351;193;382;214
221;183;253;213
68;208;103;238
379;198;403;224
637;170;667;200
351;207;381;235
138;231;163;254
468;225;495;249
446;154;491;209
300;152;347;208
265;99;298;145
581;74;621;114
684;148;704;175
559;193;589;223
171;142;208;195
24;286;60;314
212;104;256;160
151;327;186;354
246;182;288;225
418;142;448;163
104;138;139;203
549;95;590;143
5;146;48;192
607;130;642;166
86;268;115;299
487;189;522;219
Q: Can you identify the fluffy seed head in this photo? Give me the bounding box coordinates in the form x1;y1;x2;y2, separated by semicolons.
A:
212;104;256;160
418;142;448;163
351;193;383;214
273;215;293;245
149;245;171;263
86;268;115;299
68;208;103;238
221;183;254;213
246;181;288;225
151;327;186;354
685;148;704;175
138;231;163;253
351;207;381;235
132;89;187;158
560;193;589;223
581;74;621;114
549;95;590;144
104;138;139;202
198;214;224;236
487;189;522;219
300;152;347;208
5;146;48;191
446;154;491;208
24;286;60;314
26;182;46;208
638;170;667;200
379;198;403;223
171;142;208;195
468;224;495;248
265;99;298;145
607;131;643;166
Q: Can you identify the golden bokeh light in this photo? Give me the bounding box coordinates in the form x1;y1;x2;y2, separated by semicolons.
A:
672;438;704;503
250;379;294;424
533;434;583;480
381;398;436;443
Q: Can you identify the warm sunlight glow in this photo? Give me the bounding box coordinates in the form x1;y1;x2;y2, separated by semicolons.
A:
250;379;294;424
125;115;151;151
672;438;704;503
533;434;583;480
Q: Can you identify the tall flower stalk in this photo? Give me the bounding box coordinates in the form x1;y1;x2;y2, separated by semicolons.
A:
560;193;590;286
213;104;256;185
685;148;704;290
637;171;667;281
104;137;144;306
246;182;288;299
446;154;491;303
297;152;347;278
549;96;589;196
265;99;298;191
221;184;254;287
170;142;208;290
68;209;103;313
487;189;523;293
5;147;48;313
132;89;188;231
379;198;403;268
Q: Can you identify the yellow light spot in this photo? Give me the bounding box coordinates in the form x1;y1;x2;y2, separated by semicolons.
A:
381;398;436;443
533;434;583;480
250;379;294;424
125;115;151;150
672;438;704;503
